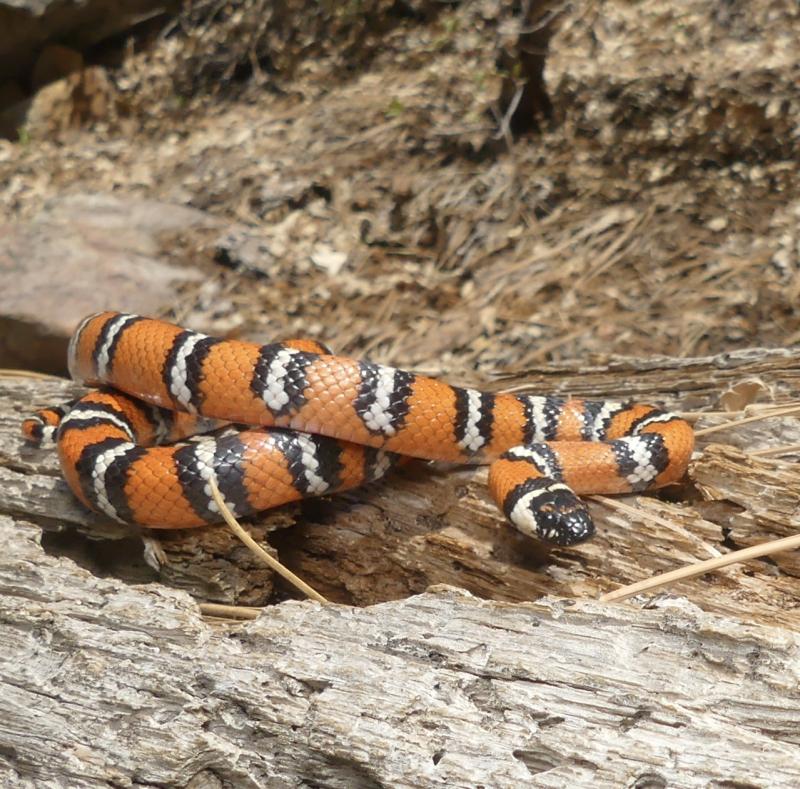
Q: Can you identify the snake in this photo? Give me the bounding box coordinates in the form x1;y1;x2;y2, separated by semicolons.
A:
22;311;694;545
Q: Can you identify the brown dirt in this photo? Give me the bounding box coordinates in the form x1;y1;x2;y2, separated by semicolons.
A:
2;0;798;376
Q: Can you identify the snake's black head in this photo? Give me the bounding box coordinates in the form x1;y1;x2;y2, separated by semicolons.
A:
504;479;596;546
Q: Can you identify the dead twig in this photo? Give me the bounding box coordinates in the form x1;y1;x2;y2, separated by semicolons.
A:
207;476;328;603
599;533;800;602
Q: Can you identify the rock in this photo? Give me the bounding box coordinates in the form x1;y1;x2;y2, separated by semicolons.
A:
214;228;281;279
26;64;118;136
0;1;177;85
0;193;220;374
310;243;348;275
0;64;120;139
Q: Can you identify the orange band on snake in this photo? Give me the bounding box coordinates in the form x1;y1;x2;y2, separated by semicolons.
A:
23;311;694;544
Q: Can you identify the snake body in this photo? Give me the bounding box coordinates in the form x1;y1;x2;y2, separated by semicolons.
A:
23;312;694;545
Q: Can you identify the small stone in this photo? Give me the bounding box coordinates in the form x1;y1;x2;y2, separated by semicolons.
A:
310;244;347;276
707;217;728;232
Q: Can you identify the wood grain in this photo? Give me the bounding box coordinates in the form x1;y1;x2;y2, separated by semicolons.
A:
2;345;800;785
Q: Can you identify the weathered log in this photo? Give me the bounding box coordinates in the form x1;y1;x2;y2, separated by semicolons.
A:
1;514;799;787
1;344;800;785
2;346;799;617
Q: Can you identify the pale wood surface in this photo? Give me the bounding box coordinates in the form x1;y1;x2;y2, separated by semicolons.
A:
1;345;800;786
2;514;799;788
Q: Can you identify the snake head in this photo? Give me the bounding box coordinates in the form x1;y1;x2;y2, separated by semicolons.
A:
504;478;596;546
